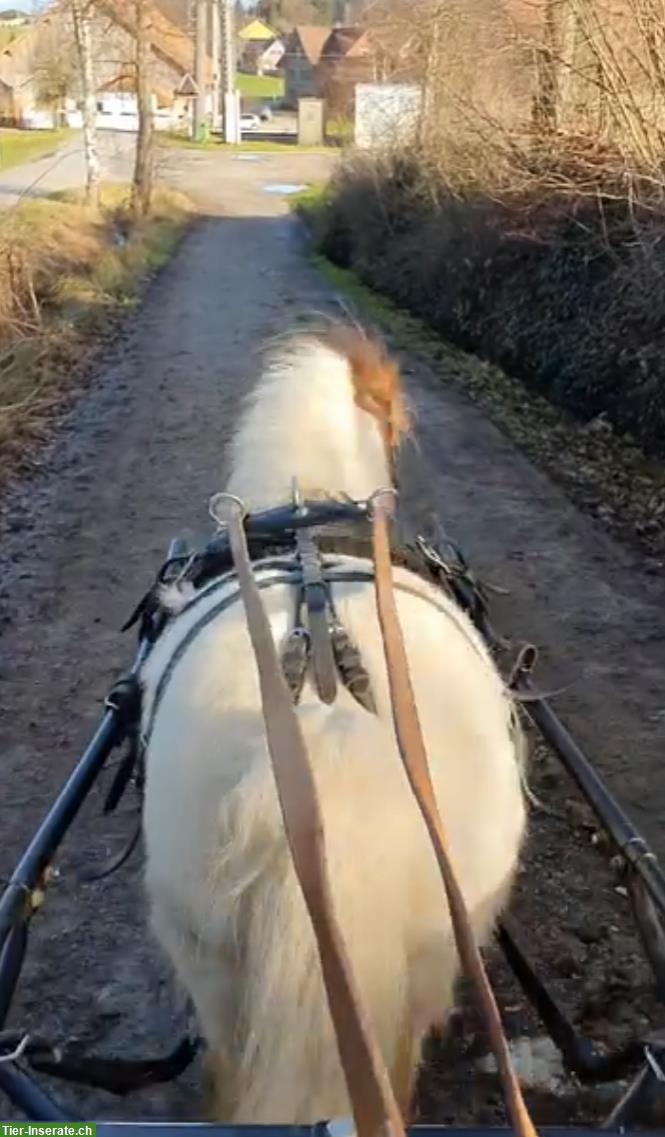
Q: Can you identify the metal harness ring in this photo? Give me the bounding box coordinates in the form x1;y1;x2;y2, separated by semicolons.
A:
209;492;247;531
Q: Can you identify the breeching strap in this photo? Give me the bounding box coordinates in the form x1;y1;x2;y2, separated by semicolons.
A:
369;488;538;1137
222;495;405;1137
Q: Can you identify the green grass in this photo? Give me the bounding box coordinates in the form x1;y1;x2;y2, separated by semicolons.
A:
158;132;332;155
236;73;284;99
312;254;434;347
0;128;71;171
291;183;329;211
324;116;354;143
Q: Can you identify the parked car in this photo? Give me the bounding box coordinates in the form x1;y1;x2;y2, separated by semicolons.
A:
240;113;260;131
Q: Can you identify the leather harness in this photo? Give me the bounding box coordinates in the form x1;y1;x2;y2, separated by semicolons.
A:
40;491;536;1133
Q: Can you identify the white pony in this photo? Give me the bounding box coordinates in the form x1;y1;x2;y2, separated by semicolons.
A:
140;325;527;1124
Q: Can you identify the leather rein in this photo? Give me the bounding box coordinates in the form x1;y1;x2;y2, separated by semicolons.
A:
216;489;538;1137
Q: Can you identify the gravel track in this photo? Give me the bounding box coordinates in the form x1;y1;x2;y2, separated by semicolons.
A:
0;147;664;1124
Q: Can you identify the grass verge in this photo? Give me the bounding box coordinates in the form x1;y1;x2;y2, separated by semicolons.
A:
291;184;329;212
158;132;332;155
308;248;665;564
235;73;284;98
0;182;193;486
0;128;71;171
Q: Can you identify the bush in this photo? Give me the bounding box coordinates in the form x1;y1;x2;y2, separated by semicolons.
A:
307;149;665;458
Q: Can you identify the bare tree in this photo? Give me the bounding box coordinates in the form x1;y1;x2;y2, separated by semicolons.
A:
70;0;100;206
531;0;559;138
32;17;78;117
132;0;153;216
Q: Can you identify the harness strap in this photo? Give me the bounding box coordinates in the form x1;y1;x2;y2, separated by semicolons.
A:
330;624;376;714
369;489;538;1137
224;496;405;1137
12;1033;200;1096
77;815;142;884
296;529;338;704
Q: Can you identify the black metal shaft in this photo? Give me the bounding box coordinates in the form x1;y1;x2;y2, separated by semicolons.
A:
628;876;665;1001
0;924;27;1027
498;917;644;1081
446;570;665;923
0;710;120;948
517;678;665;918
0;535;187;1042
0;637;150;1003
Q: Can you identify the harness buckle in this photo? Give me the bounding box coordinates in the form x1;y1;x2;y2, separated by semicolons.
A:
291;476;307;517
296;529;337;705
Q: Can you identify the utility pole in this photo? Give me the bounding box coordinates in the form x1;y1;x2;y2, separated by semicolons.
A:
193;0;207;139
211;0;221;131
219;0;239;142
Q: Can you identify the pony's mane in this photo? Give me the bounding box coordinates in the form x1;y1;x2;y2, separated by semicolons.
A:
225;321;408;511
297;323;409;449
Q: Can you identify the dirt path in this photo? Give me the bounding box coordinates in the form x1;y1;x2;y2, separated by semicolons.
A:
397;364;665;855
1;149;664;1123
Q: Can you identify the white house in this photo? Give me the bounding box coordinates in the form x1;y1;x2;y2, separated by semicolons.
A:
0;8;29;26
0;0;212;128
256;37;284;76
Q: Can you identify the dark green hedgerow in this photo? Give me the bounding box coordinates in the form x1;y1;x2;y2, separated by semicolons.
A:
300;152;665;461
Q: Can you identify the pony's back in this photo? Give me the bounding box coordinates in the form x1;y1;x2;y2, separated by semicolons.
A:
142;322;525;1122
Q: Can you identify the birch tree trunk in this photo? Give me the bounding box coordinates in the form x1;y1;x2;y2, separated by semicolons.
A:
132;0;154;217
70;0;100;207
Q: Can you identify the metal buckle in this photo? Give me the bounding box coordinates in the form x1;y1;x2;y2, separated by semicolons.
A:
291;476;307;517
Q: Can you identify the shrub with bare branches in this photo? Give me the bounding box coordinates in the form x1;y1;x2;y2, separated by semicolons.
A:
313;0;665;459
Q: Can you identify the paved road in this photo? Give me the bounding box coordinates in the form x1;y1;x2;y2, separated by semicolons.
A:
0;131;134;207
0;128;318;208
0;143;664;1122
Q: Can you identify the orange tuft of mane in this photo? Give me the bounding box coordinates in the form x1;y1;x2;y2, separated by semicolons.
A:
316;324;408;450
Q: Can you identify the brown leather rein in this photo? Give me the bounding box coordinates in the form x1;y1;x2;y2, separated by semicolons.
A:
217;490;537;1137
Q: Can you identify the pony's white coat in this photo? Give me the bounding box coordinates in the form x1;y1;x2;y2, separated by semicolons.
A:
141;332;527;1123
